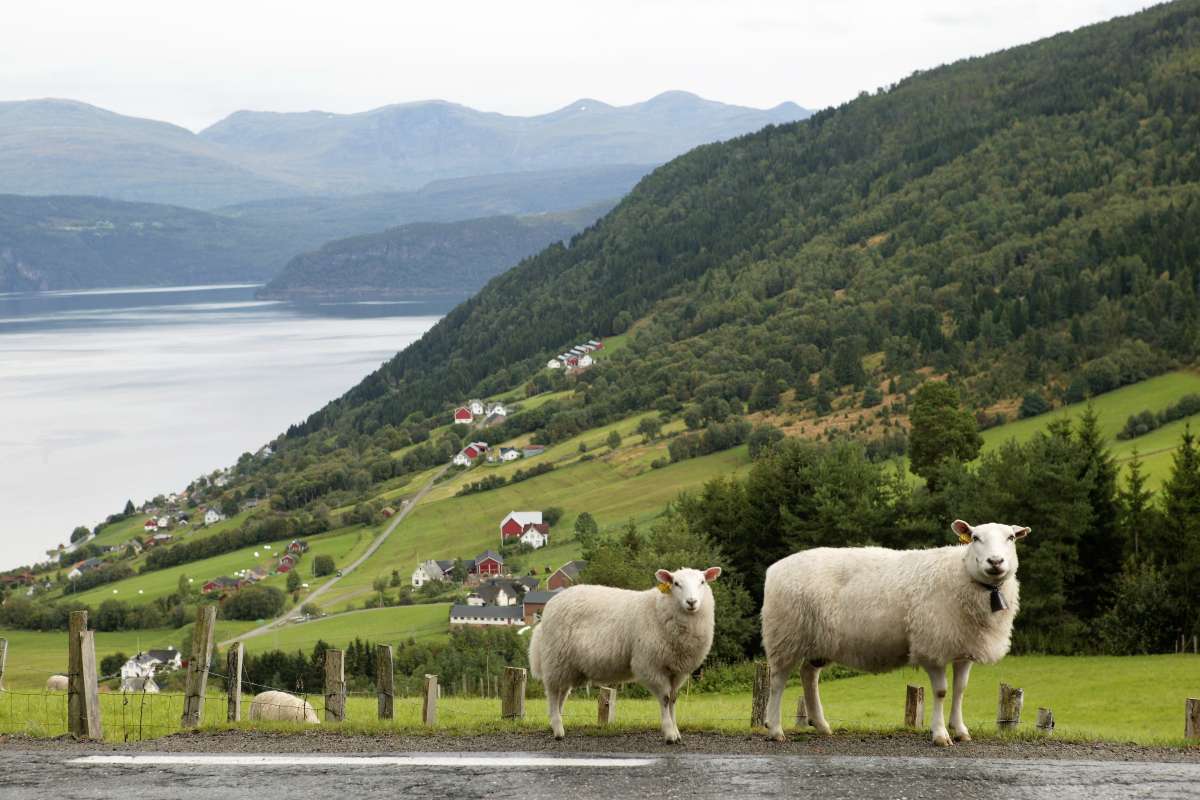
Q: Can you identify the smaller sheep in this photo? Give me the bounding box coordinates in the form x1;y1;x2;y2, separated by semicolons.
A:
247;690;320;723
528;566;721;742
45;675;68;692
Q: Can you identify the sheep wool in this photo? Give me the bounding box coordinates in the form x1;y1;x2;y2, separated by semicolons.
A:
529;566;720;742
247;690;320;724
45;675;68;692
761;521;1028;747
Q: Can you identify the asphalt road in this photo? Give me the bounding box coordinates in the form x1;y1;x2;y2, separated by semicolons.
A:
3;750;1199;800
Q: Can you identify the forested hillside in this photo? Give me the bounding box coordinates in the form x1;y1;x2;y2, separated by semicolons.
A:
257;205;612;300
292;1;1200;439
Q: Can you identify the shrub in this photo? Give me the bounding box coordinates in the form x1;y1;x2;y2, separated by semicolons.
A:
222;586;286;621
313;555;336;577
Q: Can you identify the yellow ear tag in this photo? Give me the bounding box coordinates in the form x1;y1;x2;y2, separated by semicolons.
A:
658;582;671;594
957;532;972;544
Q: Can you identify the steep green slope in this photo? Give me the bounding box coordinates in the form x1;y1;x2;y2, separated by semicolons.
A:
291;1;1200;442
257;204;612;300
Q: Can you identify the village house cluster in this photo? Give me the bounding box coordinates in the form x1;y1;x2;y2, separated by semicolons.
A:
452;398;507;426
446;558;587;628
201;539;309;596
546;339;603;371
452;440;546;467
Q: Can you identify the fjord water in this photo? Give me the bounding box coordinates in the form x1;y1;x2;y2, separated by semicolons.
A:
0;285;451;569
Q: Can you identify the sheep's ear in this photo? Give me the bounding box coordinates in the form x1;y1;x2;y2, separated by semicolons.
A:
951;519;973;544
655;569;673;585
1012;525;1030;540
703;567;722;582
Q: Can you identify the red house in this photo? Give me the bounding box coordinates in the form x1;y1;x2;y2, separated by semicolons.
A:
453;407;473;424
548;560;587;591
143;519;157;531
473;550;504;577
499;511;543;541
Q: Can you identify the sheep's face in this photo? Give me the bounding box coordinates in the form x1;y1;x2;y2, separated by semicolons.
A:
655;567;721;615
952;520;1028;585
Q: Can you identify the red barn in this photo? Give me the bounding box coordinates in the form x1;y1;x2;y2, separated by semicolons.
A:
499;511;543;541
548;560;587;591
453;407;473;424
473;550;504;577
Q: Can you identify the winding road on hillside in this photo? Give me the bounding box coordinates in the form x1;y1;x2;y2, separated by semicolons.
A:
219;465;449;648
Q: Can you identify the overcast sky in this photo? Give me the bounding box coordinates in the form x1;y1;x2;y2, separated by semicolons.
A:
0;0;1155;131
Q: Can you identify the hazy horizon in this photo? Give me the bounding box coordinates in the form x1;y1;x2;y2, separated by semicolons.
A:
0;0;1153;131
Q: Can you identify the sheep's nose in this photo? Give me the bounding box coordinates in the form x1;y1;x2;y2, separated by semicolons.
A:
987;557;1005;567
686;598;698;609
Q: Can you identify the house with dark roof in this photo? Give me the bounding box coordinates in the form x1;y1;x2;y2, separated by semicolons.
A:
521;589;562;625
473;550;504;577
449;604;523;627
548;560;587;591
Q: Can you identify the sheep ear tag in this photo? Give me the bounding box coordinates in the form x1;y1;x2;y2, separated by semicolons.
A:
658;582;671;594
957;531;972;544
989;586;1008;613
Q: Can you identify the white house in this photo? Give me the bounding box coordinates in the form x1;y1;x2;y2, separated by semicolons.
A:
486;402;507;417
449;604;523;627
156;516;170;529
411;559;454;588
468;399;485;416
578;354;594;368
119;648;182;694
547;359;562;369
520;526;549;550
204;508;224;525
499;447;521;462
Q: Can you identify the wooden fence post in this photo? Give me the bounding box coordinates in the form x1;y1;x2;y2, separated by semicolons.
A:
1193;635;1198;655
598;686;617;725
1036;707;1055;735
750;661;770;728
501;667;526;720
0;637;7;692
226;643;243;723
422;674;438;726
904;684;925;728
324;649;346;722
180;605;216;729
997;683;1024;731
376;645;394;721
795;695;808;728
67;610;102;739
1186;699;1200;740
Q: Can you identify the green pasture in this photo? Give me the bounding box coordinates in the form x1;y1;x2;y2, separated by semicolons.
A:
234;603;452;654
1;654;1195;746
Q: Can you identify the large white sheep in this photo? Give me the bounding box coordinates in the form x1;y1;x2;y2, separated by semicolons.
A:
762;520;1028;746
529;566;722;742
247;690;320;723
45;675;69;692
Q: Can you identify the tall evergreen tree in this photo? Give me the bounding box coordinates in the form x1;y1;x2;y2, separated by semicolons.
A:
1071;404;1121;619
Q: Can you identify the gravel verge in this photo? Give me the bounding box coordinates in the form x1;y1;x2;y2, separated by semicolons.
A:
3;729;1198;762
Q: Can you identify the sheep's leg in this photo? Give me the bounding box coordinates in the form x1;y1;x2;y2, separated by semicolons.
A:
949;660;972;742
645;675;680;743
800;662;832;735
765;656;794;742
925;664;951;747
547;685;569;740
666;673;688;742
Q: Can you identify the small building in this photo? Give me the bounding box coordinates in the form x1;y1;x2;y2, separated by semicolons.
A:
453;406;473;424
203;509;224;525
411;559;455;588
521;589;562;625
476;578;521;607
287;540;308;555
516;575;540;592
587;339;604;349
522;445;545;458
468;399;485;416
486;402;507;417
519;523;550;550
278;553;298;573
202;576;243;595
120;648;183;693
143;519;158;532
498;447;521;462
547;359;562;370
548;560;587;591
156;516;171;529
500;511;543;541
151;532;173;545
473;550;504;577
67;558;104;581
381;506;397;518
449;604;524;627
577;354;594;368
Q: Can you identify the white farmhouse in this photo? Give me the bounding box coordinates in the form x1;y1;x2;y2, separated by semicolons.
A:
468;399;485;416
204;508;224;525
520;526;549;550
547;359;562;369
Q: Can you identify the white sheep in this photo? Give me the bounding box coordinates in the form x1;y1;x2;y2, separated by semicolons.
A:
762;520;1028;746
247;690;320;723
45;675;68;692
529;566;722;742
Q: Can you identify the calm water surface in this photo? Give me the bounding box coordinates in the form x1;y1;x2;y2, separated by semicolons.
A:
0;285;452;569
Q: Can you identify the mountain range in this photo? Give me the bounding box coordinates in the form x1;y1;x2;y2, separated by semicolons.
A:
0;93;809;209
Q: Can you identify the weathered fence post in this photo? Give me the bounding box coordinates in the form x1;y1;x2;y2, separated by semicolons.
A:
598;686;617;725
68;610;102;739
422;674;438;726
324;649;346;722
1035;707;1055;735
795;695;808;728
1193;635;1198;655
750;661;770;728
904;684;925;728
1186;699;1200;740
376;645;394;721
500;666;526;720
226;643;243;723
0;637;7;692
997;683;1024;731
180;605;216;729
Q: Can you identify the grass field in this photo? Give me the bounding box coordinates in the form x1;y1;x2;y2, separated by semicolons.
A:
235;604;452;654
982;370;1200;487
1;654;1196;745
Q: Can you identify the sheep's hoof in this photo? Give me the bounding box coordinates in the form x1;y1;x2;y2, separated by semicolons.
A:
952;730;972;743
813;722;833;736
663;732;683;744
767;730;787;743
552;731;565;741
932;732;952;747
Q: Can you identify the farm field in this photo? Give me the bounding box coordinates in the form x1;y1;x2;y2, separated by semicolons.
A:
0;654;1195;745
982;370;1200;487
318;445;751;611
235;603;452;654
